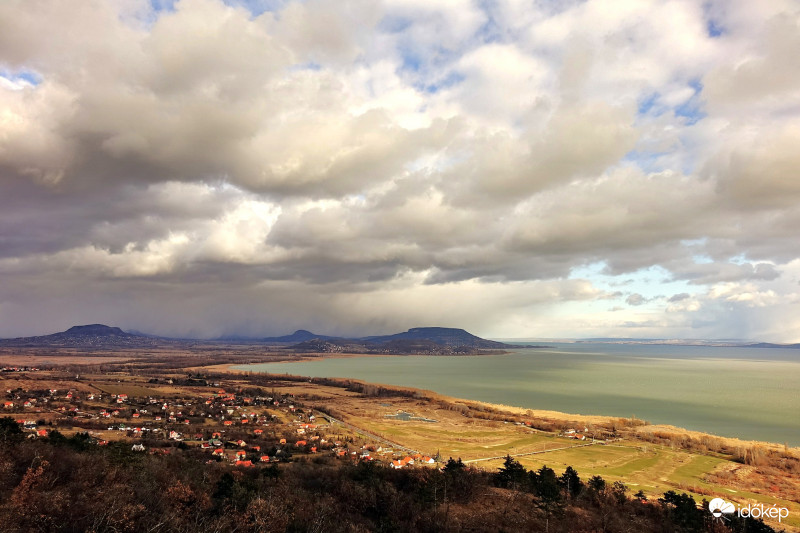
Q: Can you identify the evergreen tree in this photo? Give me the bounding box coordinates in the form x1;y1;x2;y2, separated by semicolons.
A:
558;466;583;498
588;475;607;493
495;455;527;489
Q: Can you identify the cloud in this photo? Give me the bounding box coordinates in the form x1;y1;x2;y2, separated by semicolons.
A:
0;0;799;341
625;294;648;306
668;293;691;303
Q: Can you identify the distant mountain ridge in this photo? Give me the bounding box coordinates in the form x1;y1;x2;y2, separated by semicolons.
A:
257;327;514;349
281;327;526;354
0;324;532;353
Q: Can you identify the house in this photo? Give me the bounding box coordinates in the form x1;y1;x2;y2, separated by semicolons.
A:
420;456;435;464
236;450;246;458
260;455;270;463
37;429;48;437
235;460;253;467
253;429;263;436
212;448;225;457
3;401;13;408
403;456;414;465
279;438;286;444
296;440;307;447
391;460;405;469
131;444;145;452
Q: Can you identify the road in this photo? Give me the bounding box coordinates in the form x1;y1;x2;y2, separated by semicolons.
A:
463;441;602;464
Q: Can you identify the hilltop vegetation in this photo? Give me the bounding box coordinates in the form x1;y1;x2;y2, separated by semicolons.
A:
0;419;780;533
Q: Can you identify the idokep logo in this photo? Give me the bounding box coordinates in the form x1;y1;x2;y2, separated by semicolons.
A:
708;498;735;518
708;497;789;523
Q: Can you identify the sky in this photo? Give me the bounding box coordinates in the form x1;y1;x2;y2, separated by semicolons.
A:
1;0;800;341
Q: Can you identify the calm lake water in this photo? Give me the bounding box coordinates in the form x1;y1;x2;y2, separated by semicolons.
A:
235;343;800;445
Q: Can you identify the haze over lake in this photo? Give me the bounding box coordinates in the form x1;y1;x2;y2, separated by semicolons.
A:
237;343;800;446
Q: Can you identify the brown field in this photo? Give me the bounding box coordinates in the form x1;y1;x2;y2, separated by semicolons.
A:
0;354;133;365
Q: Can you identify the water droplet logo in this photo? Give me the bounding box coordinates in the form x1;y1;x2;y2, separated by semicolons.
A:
709;498;736;518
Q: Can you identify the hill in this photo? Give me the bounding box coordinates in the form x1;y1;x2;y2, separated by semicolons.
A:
0;324;161;348
286;327;523;355
363;327;512;349
261;330;338;343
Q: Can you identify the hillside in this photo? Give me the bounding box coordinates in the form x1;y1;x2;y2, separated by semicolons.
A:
0;324;161;348
363;327;513;349
0;324;529;354
261;330;338;343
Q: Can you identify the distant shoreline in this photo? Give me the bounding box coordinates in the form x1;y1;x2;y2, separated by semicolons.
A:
207;359;798;452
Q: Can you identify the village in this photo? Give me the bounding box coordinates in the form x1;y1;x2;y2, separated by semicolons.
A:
1;372;442;470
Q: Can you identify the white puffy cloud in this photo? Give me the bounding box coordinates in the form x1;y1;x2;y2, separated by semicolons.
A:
1;0;799;341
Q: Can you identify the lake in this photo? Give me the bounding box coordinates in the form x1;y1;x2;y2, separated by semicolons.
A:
235;343;800;446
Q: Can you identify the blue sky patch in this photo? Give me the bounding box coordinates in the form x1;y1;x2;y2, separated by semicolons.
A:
0;69;42;86
674;79;706;125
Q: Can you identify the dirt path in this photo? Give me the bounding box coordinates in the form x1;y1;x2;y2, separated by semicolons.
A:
463;441;602;464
